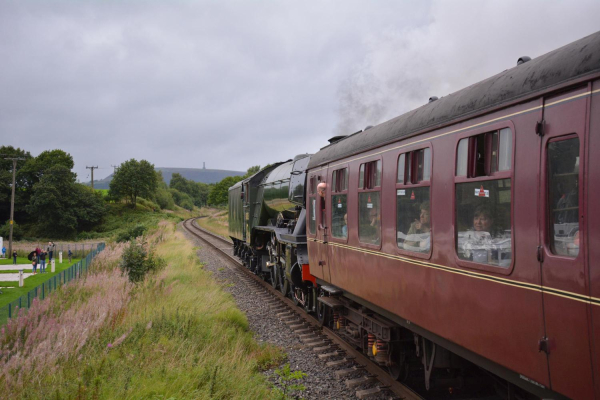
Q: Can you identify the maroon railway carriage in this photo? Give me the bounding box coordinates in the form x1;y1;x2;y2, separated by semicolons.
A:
306;32;600;398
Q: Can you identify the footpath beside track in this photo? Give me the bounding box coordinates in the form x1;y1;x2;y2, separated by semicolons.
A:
182;218;422;400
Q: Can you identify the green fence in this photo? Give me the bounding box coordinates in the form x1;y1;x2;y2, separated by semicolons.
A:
0;242;106;326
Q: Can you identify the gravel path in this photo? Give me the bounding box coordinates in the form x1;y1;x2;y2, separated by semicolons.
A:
181;225;382;399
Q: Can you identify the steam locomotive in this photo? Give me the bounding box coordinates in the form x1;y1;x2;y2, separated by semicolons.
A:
229;31;600;399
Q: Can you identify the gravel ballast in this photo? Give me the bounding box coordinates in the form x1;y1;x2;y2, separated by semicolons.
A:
181;226;393;399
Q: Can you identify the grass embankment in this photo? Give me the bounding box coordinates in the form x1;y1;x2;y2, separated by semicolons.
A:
0;257;29;265
0;258;82;308
0;221;283;399
77;202;191;240
196;207;230;239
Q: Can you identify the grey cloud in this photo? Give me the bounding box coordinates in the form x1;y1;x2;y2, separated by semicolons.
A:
0;0;597;182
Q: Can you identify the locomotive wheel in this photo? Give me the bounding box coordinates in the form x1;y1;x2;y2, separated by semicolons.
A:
304;287;315;313
388;344;408;381
292;285;300;306
317;298;328;327
278;266;289;296
269;264;278;289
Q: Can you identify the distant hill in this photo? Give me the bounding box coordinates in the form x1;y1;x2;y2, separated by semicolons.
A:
85;167;245;189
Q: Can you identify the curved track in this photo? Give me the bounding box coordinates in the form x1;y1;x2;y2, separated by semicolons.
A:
182;218;422;400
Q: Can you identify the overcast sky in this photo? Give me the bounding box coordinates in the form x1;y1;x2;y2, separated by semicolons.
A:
1;0;599;182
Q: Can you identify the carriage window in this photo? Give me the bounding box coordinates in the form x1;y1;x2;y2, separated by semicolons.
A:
359;160;381;189
332;168;348;192
396;147;432;253
416;148;432;181
358;164;364;188
308;197;316;234
548;137;580;257
332;194;347;239
397;187;430;252
359;192;380;245
397;154;405;183
456;139;468;176
331;168;348;239
455;179;512;267
456;128;512;177
497;128;512;172
309;177;316;194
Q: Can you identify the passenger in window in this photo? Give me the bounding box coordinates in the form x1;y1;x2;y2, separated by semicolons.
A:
461;205;510;266
404;202;431;252
369;208;380;229
342;213;348;238
317;182;327;198
472;205;494;234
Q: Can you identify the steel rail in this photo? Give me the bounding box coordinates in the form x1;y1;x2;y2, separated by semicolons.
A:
182;218;422;400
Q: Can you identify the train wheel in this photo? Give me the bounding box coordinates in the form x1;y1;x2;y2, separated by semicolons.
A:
304;286;315;314
269;265;278;289
278;265;289;296
388;344;408;381
317;294;328;327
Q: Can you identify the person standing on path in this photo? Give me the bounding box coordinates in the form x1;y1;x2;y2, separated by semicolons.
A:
13;250;17;265
32;259;37;275
47;242;55;262
40;250;46;273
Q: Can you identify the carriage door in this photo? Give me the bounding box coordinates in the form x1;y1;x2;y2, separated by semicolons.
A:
307;170;331;282
316;170;331;282
243;182;250;243
539;87;593;399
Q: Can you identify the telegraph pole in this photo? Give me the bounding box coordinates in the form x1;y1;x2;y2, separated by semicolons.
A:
111;164;118;174
4;157;25;256
86;166;99;190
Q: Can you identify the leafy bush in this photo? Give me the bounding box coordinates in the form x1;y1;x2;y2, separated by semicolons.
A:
116;224;147;243
137;197;160;211
119;239;165;283
154;187;175;210
272;363;307;399
0;220;23;241
169;188;195;210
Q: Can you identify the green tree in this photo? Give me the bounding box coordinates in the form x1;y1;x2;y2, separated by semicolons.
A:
73;185;108;231
26;165;106;237
196;182;210;206
109;159;158;207
168;172;210;207
207;175;243;206
243;165;260;178
153;171;175;210
0;146;32;223
18;149;74;199
169;188;194;210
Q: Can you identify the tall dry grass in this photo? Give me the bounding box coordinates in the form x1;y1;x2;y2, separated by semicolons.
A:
0;220;282;399
0;242;129;391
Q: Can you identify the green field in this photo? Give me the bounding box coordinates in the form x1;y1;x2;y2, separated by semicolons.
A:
0;258;81;308
0;257;29;265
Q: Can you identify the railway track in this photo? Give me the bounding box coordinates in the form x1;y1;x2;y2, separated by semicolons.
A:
182;218;422;400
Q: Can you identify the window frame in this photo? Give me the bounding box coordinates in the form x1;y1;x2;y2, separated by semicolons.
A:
330;166;349;243
357;157;383;249
394;142;433;259
452;121;516;275
307;174;318;237
543;133;583;261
